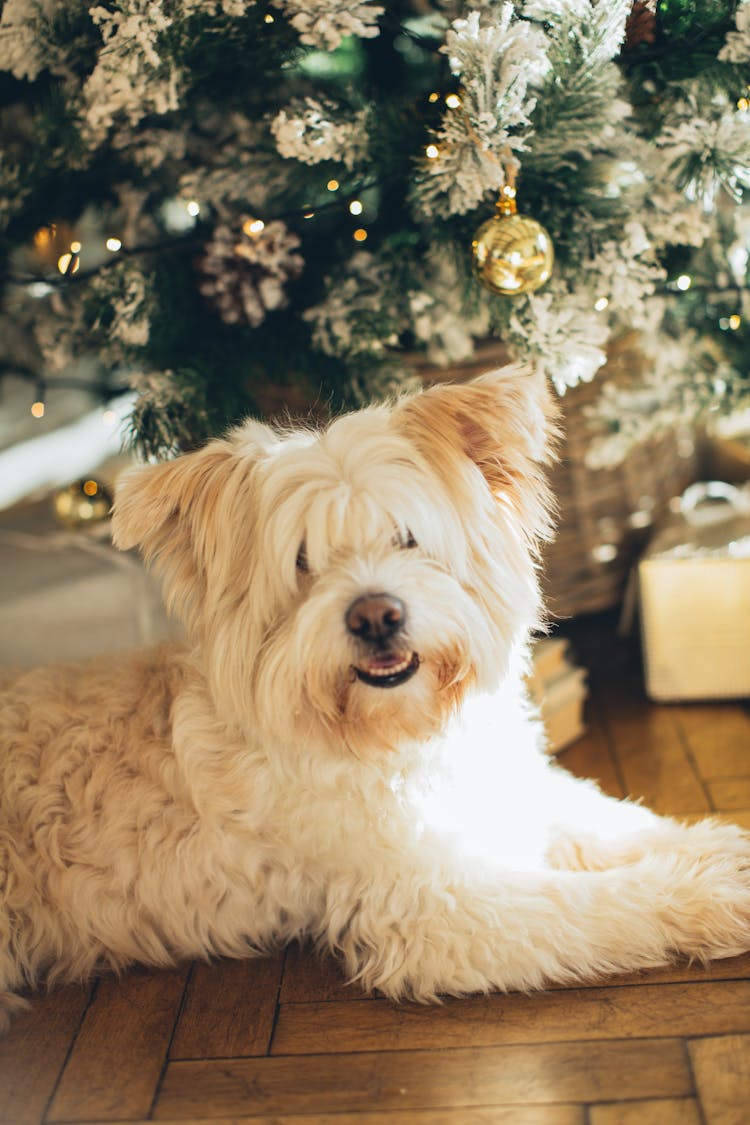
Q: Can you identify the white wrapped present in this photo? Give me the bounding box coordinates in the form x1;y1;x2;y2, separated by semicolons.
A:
638;482;750;701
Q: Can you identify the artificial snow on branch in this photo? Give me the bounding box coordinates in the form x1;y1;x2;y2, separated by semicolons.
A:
83;3;181;145
507;282;609;395
719;0;750;61
415;6;550;217
659;95;750;204
279;0;384;50
0;0;47;82
271;98;370;169
305;252;406;359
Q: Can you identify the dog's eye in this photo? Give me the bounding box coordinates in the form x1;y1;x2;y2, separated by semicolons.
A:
296;543;309;573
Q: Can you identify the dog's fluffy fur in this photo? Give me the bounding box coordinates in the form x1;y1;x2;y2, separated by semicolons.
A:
2;367;749;1031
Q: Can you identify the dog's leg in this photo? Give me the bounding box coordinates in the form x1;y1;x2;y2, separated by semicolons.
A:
541;767;683;872
325;822;750;1000
539;766;744;875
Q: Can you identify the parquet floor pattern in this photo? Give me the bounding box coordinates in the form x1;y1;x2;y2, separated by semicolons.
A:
2;615;750;1124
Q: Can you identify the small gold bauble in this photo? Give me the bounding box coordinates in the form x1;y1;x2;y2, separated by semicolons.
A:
471;198;554;297
53;479;112;529
28;221;80;275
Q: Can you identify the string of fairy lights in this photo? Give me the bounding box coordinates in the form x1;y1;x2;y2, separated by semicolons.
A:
17;78;747;424
16;83;450;421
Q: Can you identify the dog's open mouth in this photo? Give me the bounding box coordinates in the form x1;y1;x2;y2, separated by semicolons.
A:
352;651;420;688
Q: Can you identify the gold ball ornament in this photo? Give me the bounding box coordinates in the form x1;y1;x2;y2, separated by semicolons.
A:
53;478;112;529
26;221;82;276
471;192;554;297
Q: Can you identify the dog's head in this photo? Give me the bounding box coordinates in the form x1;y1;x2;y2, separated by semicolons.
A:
112;366;557;756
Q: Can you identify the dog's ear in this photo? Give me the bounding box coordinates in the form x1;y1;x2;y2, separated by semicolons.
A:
395;365;559;541
112;433;260;629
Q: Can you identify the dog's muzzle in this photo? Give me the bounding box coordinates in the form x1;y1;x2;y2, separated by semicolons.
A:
345;594;420;689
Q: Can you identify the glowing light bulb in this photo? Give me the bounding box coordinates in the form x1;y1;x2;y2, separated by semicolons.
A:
729;314;742;330
353;228;368;242
676;274;691;291
327;179;340;192
594;297;609;311
70;240;82;253
445;94;461;109
31;401;45;418
349;200;363;215
425;144;439;160
57;252;80;275
106;237;122;252
243;218;265;236
591;543;618;564
28;282;53;298
428;92;439;103
34;225;55;249
186;200;201;217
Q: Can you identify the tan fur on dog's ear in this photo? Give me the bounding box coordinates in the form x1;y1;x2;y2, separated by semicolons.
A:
112;439;254;631
395;365;559;546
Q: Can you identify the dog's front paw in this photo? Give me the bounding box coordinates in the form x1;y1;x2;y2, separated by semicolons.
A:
655;819;750;962
547;829;651;872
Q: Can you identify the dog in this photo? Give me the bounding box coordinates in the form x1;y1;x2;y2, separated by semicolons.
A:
1;365;749;1032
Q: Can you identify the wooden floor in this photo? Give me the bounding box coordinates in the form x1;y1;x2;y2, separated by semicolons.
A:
2;613;750;1125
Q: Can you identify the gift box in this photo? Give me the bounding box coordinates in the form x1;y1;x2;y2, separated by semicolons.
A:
527;636;587;753
0;497;177;668
638;482;750;701
704;411;750;485
705;433;750;485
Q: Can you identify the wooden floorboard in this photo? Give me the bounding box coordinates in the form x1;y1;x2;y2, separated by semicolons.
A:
588;1098;702;1125
0;983;92;1125
269;979;750;1056
688;1033;750;1125
153;1040;692;1118
72;1110;587;1125
2;612;750;1123
169;955;284;1060
46;968;189;1123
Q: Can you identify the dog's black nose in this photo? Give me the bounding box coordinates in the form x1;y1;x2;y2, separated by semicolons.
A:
345;594;406;643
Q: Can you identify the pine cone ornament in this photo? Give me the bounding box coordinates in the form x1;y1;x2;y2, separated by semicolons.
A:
624;1;657;50
199;219;304;327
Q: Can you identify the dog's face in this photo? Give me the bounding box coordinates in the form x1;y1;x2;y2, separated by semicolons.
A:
112;367;556;755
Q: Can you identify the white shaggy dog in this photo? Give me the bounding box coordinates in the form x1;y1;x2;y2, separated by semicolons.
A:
1;366;749;1031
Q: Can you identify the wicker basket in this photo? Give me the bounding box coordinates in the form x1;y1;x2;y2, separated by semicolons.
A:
541;334;699;617
543;393;696;619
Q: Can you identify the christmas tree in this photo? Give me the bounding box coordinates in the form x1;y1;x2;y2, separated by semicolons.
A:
1;0;748;465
